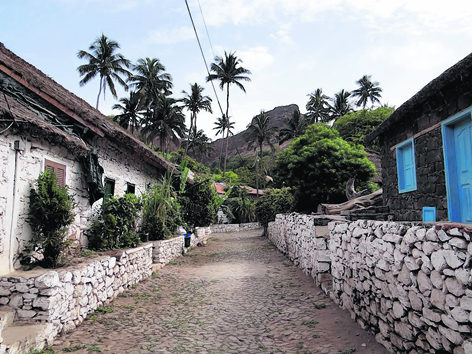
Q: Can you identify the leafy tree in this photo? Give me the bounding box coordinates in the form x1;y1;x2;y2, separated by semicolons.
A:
184;129;213;162
182;83;212;153
27;169;75;268
207;51;251;176
274;124;376;211
212;170;239;184
129;57;173;107
246;111;277;197
330;89;353;121
352;75;382;108
306;88;331;123
77;34;132;109
178;177;217;231
224;186;255;223
255;188;294;235
333;107;394;151
169;149;211;176
112;91;142;134
142;95;186;152
278;108;308;144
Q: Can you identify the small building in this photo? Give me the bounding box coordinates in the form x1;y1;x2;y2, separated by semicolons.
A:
0;43;173;275
366;52;472;222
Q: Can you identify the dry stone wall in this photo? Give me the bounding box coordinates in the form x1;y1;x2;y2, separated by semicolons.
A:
268;213;331;279
0;244;153;341
210;222;260;233
268;213;472;353
330;220;472;353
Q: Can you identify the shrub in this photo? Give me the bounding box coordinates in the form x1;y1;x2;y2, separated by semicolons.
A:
224;186;256;223
178;177;217;231
27;169;75;268
255;188;294;234
141;175;182;241
88;194;142;250
274;123;376;212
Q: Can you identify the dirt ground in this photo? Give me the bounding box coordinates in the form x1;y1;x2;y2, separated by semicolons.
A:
52;229;389;354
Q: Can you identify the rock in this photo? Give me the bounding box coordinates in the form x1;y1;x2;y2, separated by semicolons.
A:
409;290;423;311
408;311;424;329
451;307;470;323
442;314;460;331
463;339;472;353
443;250;464;269
426;228;439;241
431;289;446;310
416;228;427;241
430;270;444;289
423;307;441;322
423;242;440;255
456;268;470;285
398;264;412;286
447;294;460;308
449;228;463;237
426;327;442;350
450;237;468;249
460;297;472;311
439;325;463;345
417;271;433;293
394;321;414;341
35;271;60;289
446;277;465;297
437;229;451;241
392;302;404;318
431;250;447;271
17;309;36;319
405;256;421;271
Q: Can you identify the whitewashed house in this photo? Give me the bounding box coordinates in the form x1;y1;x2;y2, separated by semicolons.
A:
0;43;174;275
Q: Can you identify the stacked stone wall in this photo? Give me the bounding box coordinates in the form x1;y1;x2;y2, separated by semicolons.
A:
268;214;331;278
0;244;153;340
210;222;260;233
330;220;472;353
268;213;472;353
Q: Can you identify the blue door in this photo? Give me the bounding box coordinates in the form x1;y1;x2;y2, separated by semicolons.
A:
453;119;472;222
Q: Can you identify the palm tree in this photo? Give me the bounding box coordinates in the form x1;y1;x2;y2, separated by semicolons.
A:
182;83;213;153
129;57;173;107
77;34;132;109
206;51;251;176
213;115;235;169
352;75;383;108
306;88;331;123
142;94;186;153
278;108;308;144
112;91;142;134
330;89;353;121
246;111;278;197
184;129;214;162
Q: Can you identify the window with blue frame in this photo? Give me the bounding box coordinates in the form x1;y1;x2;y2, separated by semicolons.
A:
396;138;417;193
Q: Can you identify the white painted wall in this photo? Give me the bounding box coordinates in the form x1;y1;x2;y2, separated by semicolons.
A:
0;131;164;275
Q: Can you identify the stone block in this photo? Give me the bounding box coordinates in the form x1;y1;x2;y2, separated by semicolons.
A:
35;271;60;289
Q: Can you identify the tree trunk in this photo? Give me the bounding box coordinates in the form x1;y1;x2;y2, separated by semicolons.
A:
223;84;230;177
96;76;103;109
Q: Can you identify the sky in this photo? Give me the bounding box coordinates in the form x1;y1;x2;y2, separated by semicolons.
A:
2;0;472;140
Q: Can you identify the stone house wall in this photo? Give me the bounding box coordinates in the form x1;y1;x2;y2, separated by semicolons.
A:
378;73;472;221
0;130;163;275
268;213;472;353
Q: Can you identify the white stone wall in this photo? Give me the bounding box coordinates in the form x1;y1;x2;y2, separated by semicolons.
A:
0;244;153;340
329;220;472;353
0;131;163;275
268;213;331;278
210;222;260;233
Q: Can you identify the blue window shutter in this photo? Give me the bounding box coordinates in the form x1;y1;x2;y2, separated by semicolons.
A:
397;139;417;193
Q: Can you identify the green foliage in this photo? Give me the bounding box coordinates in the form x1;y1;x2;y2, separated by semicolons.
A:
274;124;376;212
179;177;217;231
27;169;75;268
333;107;393;151
212;170;239;184
27;346;54;354
169;149;211;176
224;186;256;223
141;175;181;241
88;194;142;250
255;188;294;232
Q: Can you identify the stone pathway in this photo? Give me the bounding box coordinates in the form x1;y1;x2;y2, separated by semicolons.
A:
52;229;389;354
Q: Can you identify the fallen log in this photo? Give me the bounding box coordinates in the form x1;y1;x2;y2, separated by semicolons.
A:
317;189;383;215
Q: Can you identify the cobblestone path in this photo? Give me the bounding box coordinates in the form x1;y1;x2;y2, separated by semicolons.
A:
52;229;389;354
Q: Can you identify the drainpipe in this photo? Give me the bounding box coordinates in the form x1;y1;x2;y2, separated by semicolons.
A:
8;140;22;272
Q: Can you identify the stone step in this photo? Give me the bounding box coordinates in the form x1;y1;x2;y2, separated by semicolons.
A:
1;323;48;354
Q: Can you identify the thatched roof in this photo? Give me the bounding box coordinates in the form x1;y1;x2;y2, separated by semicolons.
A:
0;43;173;172
365;51;472;144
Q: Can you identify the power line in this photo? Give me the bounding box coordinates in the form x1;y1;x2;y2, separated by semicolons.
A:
197;0;215;58
184;0;224;118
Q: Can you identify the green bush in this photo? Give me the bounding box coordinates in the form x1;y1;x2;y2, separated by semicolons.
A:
255;188;294;234
178;177;217;231
141;176;182;241
224;186;256;223
275;123;376;211
88;194;142;250
27;169;75;268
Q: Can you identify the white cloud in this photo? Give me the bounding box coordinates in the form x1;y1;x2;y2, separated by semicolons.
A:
149;26;194;45
237;47;274;72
